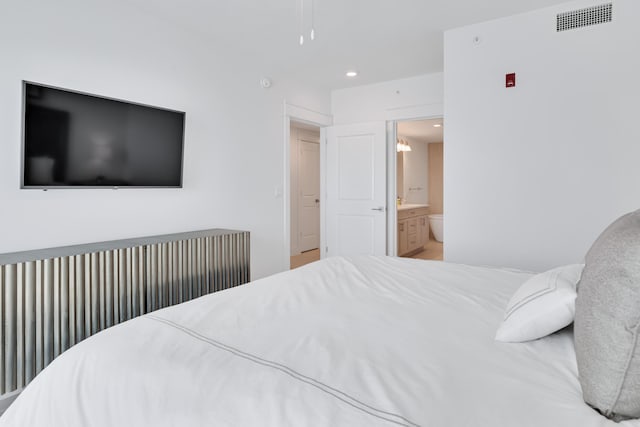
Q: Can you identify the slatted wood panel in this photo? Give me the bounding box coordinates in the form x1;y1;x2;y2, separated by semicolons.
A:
0;231;250;396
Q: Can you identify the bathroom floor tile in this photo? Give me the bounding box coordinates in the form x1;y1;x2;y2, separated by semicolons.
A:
409;239;443;261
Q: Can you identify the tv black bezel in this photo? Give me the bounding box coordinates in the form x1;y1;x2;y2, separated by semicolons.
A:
20;80;186;190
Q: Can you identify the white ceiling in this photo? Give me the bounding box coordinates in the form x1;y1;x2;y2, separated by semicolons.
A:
398;118;443;144
120;0;569;91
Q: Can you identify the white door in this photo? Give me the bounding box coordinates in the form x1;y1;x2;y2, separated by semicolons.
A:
325;122;387;257
299;140;320;252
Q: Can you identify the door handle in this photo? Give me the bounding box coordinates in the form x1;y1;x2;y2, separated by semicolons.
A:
371;206;385;212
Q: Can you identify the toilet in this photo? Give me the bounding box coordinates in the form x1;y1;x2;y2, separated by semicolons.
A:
428;214;444;242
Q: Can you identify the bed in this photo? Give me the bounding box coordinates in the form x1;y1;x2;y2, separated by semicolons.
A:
0;255;636;426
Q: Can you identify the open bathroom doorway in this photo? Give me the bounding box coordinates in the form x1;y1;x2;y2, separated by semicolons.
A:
395;118;443;261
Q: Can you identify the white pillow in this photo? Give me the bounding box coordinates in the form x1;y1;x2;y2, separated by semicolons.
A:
495;264;584;343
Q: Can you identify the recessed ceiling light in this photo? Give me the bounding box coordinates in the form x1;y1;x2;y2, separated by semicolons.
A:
346;71;358;77
433;124;442;128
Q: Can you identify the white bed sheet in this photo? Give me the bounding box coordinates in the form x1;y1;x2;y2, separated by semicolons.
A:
1;256;637;426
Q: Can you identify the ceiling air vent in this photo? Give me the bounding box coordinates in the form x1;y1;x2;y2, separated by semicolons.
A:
556;3;612;32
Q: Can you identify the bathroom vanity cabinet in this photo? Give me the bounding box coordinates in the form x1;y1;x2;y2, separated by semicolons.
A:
398;205;429;256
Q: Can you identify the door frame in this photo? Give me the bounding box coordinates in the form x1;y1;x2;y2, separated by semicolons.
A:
388;115;444;257
283;102;332;270
386;121;399;256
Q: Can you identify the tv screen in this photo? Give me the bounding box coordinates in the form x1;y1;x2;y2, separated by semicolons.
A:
22;82;185;188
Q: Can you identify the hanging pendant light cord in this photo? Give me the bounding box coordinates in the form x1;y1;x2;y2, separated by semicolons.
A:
299;0;305;45
298;0;316;45
310;0;315;40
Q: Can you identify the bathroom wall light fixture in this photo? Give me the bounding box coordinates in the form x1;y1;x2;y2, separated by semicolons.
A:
346;71;358;77
397;138;412;152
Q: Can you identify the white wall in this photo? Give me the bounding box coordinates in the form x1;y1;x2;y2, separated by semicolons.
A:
0;0;330;279
444;0;640;271
331;73;444;125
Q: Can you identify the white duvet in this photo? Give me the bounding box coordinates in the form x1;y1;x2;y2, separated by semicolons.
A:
1;256;637;426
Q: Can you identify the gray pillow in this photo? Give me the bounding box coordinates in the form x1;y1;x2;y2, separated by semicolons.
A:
575;210;640;420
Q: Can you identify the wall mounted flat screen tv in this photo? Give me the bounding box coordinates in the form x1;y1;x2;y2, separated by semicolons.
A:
22;82;185;188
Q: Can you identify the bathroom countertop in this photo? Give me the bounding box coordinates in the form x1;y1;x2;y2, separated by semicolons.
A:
397;203;429;211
